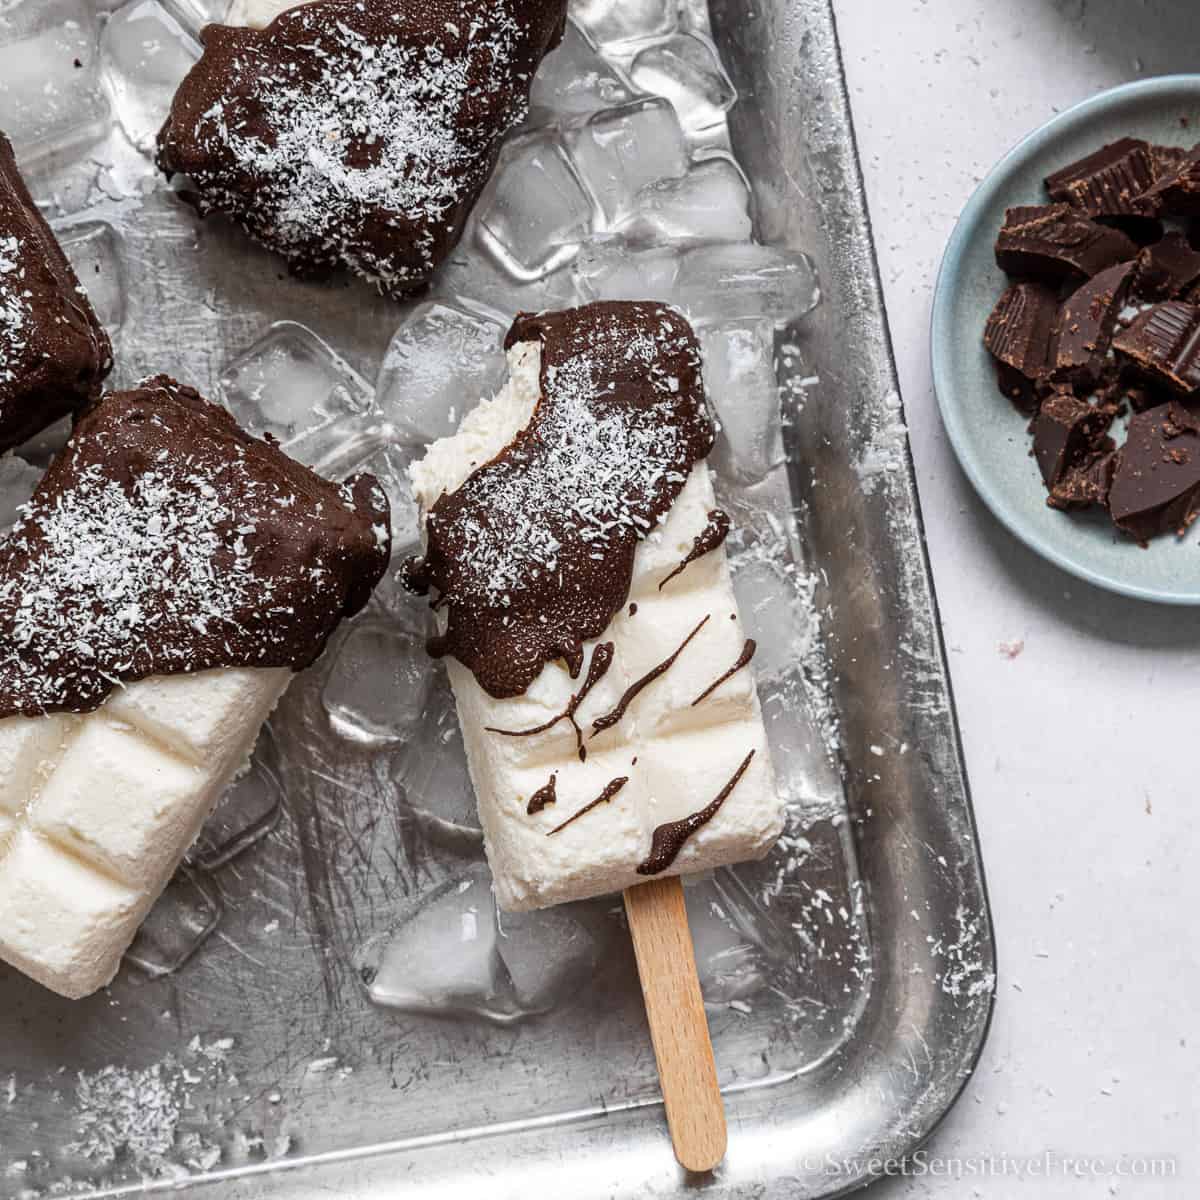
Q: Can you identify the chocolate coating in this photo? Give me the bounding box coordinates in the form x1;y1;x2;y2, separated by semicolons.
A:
0;131;111;454
156;0;566;298
0;377;390;718
413;302;714;700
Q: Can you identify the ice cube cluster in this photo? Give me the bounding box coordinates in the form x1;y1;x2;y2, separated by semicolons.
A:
0;0;851;1051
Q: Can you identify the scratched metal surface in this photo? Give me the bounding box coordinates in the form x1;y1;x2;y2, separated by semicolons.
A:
0;0;993;1196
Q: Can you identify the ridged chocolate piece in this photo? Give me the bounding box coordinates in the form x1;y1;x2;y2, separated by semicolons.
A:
1109;402;1200;542
994;204;1137;284
1031;391;1115;488
1048;262;1133;388
1044;137;1157;216
1140;144;1200;217
1132;232;1200;300
0;377;391;718
157;0;566;298
408;301;714;700
1113;301;1200;395
983;281;1056;410
0;131;112;453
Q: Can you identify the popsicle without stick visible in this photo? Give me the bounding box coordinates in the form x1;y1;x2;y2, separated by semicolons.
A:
406;301;785;1170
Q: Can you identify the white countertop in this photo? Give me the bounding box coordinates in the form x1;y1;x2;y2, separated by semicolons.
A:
831;0;1197;1194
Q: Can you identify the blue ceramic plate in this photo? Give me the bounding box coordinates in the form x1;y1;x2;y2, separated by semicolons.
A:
932;76;1200;604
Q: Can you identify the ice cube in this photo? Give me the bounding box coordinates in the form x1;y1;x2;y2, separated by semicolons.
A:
528;19;633;119
566;97;688;225
189;729;285;870
700;318;782;483
322;622;430;749
100;0;200;155
496;904;598;1012
683;874;767;1005
351;441;421;555
217;321;375;466
55;220;125;333
126;868;222;978
358;865;512;1019
629;33;736;134
476;131;598;282
375;301;508;447
0;455;41;531
573;240;681;304
571;0;677;46
401;674;482;841
730;555;807;681
0;0;111;165
619;154;753;244
675;243;821;326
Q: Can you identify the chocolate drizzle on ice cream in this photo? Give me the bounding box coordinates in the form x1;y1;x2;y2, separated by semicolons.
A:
409;301;714;699
658;508;730;591
0;378;390;719
156;0;566;298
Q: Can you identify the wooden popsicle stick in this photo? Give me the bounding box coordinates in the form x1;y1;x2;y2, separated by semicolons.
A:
624;875;727;1174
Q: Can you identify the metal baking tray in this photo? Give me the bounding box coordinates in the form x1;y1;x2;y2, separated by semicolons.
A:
0;0;994;1196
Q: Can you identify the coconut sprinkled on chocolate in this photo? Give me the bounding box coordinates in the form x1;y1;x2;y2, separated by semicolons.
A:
408;301;714;699
156;0;566;298
0;131;111;452
0;377;390;719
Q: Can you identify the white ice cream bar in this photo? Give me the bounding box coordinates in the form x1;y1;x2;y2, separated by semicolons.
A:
224;0;297;27
410;340;785;911
0;667;288;999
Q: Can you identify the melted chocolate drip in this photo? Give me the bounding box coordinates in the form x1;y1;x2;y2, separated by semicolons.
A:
0;378;390;719
0;132;111;454
658;509;731;591
418;302;713;699
487;641;614;761
591;615;709;737
636;751;756;876
692;639;757;707
157;0;566;298
546;776;628;836
527;775;557;815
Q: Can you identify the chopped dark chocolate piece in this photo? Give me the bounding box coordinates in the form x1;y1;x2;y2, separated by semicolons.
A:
1048;449;1116;511
0;377;391;718
1049;262;1134;388
983;281;1057;410
1031;390;1116;488
1140;144;1200;218
156;0;567;298
1131;232;1200;300
994;204;1138;285
1044;137;1157;216
0;131;111;454
1094;213;1164;246
1109;402;1200;541
1112;301;1200;394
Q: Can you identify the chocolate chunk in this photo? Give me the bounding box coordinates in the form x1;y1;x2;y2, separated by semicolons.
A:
994;204;1138;284
0;131;111;454
1140;144;1200;217
1113;301;1200;394
1048;450;1116;511
1044;137;1158;216
1109;402;1200;541
983;281;1057;410
1048;262;1134;388
1031;391;1116;488
157;0;566;298
1131;232;1200;300
0;378;390;719
412;302;713;700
